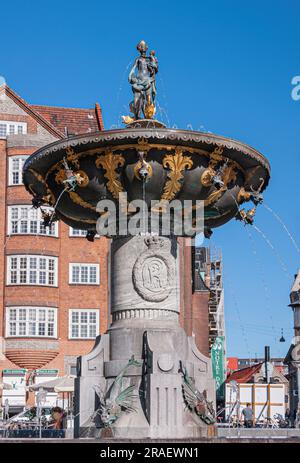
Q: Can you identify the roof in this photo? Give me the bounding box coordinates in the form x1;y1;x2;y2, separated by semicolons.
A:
32;104;104;135
290;270;300;306
284;343;295;364
226;363;263;383
0;83;104;137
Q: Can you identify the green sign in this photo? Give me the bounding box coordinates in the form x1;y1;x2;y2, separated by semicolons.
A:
36;369;58;375
3;369;26;375
211;336;226;400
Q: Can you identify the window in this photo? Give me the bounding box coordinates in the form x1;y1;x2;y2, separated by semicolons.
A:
69;365;77;376
7;255;58;286
69;310;99;339
69;228;88;237
8;155;29;185
6;307;57;338
0;121;27;139
8;206;58;236
69;263;100;285
0;124;6;137
69;227;99;238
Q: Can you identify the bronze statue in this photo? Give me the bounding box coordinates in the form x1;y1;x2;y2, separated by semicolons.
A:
123;40;158;123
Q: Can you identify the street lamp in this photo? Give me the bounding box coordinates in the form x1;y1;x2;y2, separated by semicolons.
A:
279;329;286;343
36;388;47;439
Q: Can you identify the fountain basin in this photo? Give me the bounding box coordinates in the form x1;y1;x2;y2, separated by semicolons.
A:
23;126;270;236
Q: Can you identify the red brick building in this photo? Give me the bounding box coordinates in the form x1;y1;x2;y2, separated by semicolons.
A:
0;83;109;412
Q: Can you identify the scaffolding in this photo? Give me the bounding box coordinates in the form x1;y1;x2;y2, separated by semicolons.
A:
208;248;225;350
193;246;225;351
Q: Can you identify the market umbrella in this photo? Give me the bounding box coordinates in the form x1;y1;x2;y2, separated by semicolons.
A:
26;376;74;392
0;382;12;390
27;376;75;412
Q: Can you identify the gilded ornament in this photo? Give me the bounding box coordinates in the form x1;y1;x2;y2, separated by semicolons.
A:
74;170;89;187
161;149;193;201
66;147;80;169
137;137;151;153
143;95;156;119
95;151;125;200
69;191;96;211
237;187;252;204
133;160;153;180
28;169;55;206
55;167;67;184
209;146;224;169
200;167;216;187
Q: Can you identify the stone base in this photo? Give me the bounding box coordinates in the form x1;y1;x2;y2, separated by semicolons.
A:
74;235;216;439
75;325;215;439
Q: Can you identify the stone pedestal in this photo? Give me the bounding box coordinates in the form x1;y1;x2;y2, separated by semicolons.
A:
75;235;215;439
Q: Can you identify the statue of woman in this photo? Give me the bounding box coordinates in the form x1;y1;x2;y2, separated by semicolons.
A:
128;40;158;120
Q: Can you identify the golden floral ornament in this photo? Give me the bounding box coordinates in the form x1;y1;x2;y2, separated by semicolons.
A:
209;146;225;169
55;167;67;185
95;151;125;200
66;147;80;170
161;148;193;201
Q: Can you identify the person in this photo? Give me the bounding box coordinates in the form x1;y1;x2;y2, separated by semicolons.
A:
51;406;65;430
293;408;297;427
285;408;291;427
241;403;253;428
4;399;9;421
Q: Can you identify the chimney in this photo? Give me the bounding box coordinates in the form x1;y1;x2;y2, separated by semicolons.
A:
265;346;270;383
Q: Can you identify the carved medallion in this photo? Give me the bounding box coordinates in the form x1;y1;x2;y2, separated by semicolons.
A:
132;237;175;302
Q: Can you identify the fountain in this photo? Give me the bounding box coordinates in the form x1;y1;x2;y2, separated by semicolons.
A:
23;41;270;439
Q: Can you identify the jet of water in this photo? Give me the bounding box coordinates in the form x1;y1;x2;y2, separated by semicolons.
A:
246;227;279;347
263;203;300;254
252;224;290;279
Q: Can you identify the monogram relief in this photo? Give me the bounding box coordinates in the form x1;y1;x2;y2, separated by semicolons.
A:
141;257;168;293
132;237;175;302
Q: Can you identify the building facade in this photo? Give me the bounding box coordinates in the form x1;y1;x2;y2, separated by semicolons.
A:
284;270;300;426
179;243;226;360
0;84;109;412
226;362;289;421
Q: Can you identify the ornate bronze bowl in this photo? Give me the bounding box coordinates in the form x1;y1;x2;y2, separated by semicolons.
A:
23;122;270;237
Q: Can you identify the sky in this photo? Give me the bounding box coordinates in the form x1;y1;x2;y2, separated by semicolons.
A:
1;0;300;359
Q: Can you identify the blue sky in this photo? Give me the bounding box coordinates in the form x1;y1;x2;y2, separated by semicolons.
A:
1;0;300;358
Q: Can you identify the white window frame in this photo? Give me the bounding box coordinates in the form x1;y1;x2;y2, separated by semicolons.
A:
68;309;99;340
69;227;88;237
8;155;29;185
0;121;27;139
69;227;99;238
69;263;100;285
8;205;58;237
5;306;57;338
7;255;58;287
